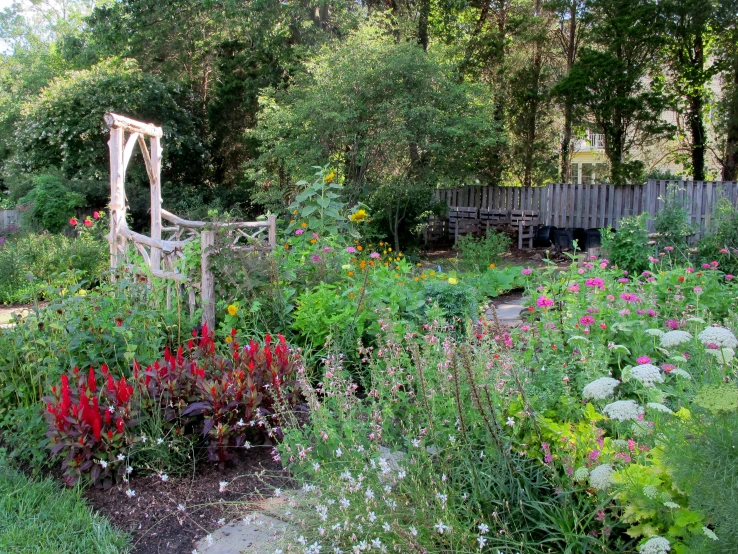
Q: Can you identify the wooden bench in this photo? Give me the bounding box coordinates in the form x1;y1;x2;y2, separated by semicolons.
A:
510;210;540;250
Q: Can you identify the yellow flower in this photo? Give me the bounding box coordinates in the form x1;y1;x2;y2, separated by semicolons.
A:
292;209;297;215
324;171;336;183
489;263;496;269
227;304;238;316
225;336;233;343
301;222;308;228
289;219;295;224
348;271;354;277
414;277;419;281
310;239;317;244
388;248;392;252
417;263;422;267
421;274;426;279
357;245;363;251
350;209;368;223
448;277;459;285
430;271;436;276
379;241;384;246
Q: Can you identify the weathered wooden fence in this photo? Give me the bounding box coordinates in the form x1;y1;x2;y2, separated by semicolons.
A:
435;180;738;239
0;209;18;231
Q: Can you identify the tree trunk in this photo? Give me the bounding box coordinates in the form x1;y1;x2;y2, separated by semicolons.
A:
689;31;706;181
523;0;544;187
723;57;738;181
418;0;430;52
560;2;577;182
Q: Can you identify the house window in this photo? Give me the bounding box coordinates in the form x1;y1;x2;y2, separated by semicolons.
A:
570;163;579;184
581;163;594;185
593;163;609;183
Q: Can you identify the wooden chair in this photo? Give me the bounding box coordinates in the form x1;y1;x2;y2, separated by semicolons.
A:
448;207;480;243
510;210;540;250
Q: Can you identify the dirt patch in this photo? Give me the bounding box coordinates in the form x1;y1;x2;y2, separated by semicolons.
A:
84;447;294;554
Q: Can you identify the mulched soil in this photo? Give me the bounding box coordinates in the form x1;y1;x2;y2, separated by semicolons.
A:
84;446;294;554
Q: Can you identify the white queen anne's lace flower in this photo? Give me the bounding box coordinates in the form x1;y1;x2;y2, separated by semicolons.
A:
659;330;692;348
602;400;644;421
646;402;672;413
669;367;691;379
645;328;665;337
582;377;620;400
698;327;738;348
573;467;589;483
628;364;664;387
705;347;735;363
589;464;614;491
638;536;671;554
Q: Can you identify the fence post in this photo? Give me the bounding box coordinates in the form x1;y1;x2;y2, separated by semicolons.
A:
201;230;215;330
268;215;277;250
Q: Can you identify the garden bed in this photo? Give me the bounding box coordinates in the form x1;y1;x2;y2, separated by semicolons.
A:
84;447;291;554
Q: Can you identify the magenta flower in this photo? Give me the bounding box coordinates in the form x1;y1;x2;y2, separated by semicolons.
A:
323;246;332;252
606;294;615;302
619;308;631;316
312;232;319;240
647;309;656;317
295;229;304;235
521;268;532;275
311;254;321;262
587;307;599;314
636;356;651;364
686;267;694;273
370;251;381;259
536;296;554;308
620;292;641;303
346;246;356;253
664;246;674;251
720;248;729;254
661;364;675;373
567;283;580;293
665;319;679;330
617;278;629;283
580;315;595;326
710;261;719;267
702;263;711;269
726;274;734;280
693;286;703;294
585;277;605;290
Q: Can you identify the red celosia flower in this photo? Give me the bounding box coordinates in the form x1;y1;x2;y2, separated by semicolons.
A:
70;217;78;226
83;218;92;227
116;417;124;433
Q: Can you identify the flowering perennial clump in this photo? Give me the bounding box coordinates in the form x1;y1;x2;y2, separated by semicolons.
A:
582;377;620;401
638;536;671;554
628;364;664;388
589;463;614;491
697;327;738;348
659;330;693;348
602;400;644;421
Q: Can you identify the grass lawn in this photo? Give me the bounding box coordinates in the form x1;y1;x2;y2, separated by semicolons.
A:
0;454;129;553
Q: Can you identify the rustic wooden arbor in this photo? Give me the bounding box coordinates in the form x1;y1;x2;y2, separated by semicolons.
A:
105;113;276;328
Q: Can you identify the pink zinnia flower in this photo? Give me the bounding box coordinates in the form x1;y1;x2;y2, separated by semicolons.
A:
83;219;92;227
693;286;703;294
69;217;78;226
567;283;580;293
311;254;321;262
710;261;719;267
295;229;304;235
536;296;554;308
93;211;100;219
585;277;605;290
370;251;381;259
580;315;595;326
661;364;675;373
702;263;711;269
617;278;629;283
665;319;679;329
346;246;356;253
312;232;319;240
726;274;734;280
686;267;694;273
720;248;729;254
521;268;532;275
620;292;641;303
664;246;674;251
636;356;651;364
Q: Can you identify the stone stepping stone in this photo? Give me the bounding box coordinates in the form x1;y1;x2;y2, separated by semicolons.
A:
485;301;526;327
195;496;292;554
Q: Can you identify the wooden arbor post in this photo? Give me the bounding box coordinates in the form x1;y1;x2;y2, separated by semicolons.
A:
105;113;164;271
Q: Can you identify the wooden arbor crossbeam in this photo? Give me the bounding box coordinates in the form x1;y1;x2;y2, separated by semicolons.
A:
105;113;276;327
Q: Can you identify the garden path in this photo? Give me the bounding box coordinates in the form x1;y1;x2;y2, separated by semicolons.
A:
486;291;526;327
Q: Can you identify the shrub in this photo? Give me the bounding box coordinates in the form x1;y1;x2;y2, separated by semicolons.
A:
422;278;478;332
601;213;651;273
455;229;511;273
18;172;84;232
653;185;693;252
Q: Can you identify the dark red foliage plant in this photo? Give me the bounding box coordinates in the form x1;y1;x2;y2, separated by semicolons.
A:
44;324;301;484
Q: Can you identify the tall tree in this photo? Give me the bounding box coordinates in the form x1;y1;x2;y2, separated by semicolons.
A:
663;0;715;180
714;0;738;180
554;0;671;184
549;0;586;182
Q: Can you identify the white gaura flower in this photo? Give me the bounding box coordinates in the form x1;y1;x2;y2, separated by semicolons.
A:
582;377;620;401
698;327;738;348
659;330;692;348
702;526;719;541
589;464;614;491
638;536;671;554
628;364;664;388
602;400;644;421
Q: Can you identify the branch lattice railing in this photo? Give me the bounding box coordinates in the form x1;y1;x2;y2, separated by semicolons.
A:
105;113;276;328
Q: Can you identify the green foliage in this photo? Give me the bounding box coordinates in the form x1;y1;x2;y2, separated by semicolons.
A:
0;228;107;305
456;230;512;273
18;172;84;232
9;59;206;227
601;214;652;273
0;450;129;553
653;185;693;250
422;278;478;329
661;409;738;552
249;21;500;236
698;198;738;275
